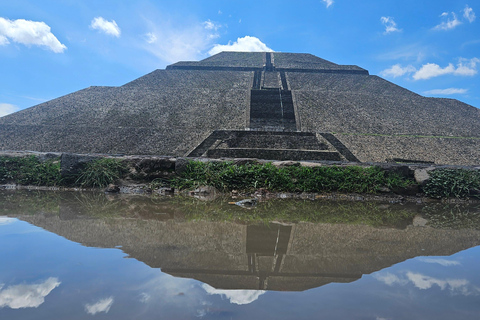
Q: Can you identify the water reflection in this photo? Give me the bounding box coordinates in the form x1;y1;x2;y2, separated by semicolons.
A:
0;278;60;309
1;190;480;319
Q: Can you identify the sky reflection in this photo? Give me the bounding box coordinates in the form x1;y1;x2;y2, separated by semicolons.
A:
0;278;60;309
1;192;480;319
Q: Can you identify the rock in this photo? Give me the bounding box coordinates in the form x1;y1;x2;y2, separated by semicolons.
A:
105;184;120;193
233;158;259;166
392;184;420;196
60;153;101;180
156;187;174;195
414;168;434;186
272;161;300;168
191;185;219;201
234;198;257;208
413;215;428;227
299;162;323;168
175;158;190;175
378;187;391;193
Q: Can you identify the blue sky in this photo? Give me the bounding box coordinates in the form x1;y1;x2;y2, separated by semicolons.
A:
0;0;479;117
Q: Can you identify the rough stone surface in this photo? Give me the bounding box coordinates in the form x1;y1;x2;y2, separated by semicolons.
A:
414;168;435;185
0;51;479;165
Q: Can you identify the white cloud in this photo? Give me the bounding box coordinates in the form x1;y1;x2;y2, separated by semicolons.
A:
0;217;16;225
144;32;157;44
0;278;61;309
433;12;462;30
413;63;455;80
139;292;151;303
375;271;480;296
209;36;273;56
85;297;114;315
381;17;401;34
374;273;408;286
142;19;221;63
424;88;468;95
202;284;265;305
464;5;476;23
90;17;121;38
0;17;66;53
322;0;334;8
0;103;20;117
413;58;479;80
406;272;473;292
203;19;221;31
380;64;416;78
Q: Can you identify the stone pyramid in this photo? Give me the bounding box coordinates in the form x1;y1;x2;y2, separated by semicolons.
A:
1;52;479;164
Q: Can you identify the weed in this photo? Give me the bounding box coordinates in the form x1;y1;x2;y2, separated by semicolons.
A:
173;161;414;193
423;169;480;199
0;156;61;186
75;158;128;188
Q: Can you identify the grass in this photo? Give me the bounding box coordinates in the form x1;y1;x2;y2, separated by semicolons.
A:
0;156;61;186
422;169;480;199
74;158;128;188
172;161;414;193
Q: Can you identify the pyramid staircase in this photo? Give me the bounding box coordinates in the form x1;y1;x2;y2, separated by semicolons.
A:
187;53;359;162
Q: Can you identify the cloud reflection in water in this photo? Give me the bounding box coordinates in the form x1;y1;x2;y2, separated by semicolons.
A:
0;277;60;309
202;284;265;305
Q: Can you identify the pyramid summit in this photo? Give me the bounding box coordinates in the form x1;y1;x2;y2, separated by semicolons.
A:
1;51;479;165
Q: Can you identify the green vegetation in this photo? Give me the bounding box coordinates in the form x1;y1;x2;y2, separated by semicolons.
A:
74;158;128;188
2;156;480;201
0;156;61;186
423;169;480;199
0;156;127;188
173;161;414;193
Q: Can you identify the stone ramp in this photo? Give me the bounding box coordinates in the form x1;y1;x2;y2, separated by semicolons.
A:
187;130;343;161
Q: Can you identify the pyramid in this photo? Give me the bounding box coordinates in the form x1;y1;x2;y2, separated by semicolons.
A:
1;52;479;165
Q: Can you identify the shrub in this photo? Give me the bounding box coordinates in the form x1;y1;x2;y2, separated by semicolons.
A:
75;158;128;188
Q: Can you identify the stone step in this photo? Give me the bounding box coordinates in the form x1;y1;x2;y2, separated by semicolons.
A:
217;131;329;150
207;148;342;161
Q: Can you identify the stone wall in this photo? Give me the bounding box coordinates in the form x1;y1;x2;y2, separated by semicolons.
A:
335;134;480;165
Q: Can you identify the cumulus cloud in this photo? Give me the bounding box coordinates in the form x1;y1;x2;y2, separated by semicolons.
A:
85;297;114;315
202;284;265;305
464;5;476;23
375;271;480;296
0;103;20;117
0;278;61;309
90;17;121;37
381;17;401;34
0;17;66;53
209;36;273;56
374;273;408;286
380;64;416;78
406;272;473;293
433;12;462;30
322;0;334;8
413;58;479;80
424;88;468;95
